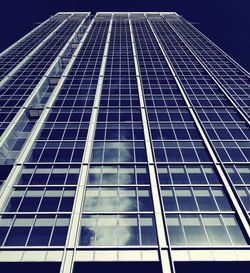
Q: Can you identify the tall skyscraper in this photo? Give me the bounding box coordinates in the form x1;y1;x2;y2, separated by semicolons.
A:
0;11;249;273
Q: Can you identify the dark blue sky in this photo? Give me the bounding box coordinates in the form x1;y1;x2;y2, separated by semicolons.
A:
0;0;249;71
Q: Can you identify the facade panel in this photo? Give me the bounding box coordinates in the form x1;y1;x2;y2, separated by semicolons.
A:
0;11;249;273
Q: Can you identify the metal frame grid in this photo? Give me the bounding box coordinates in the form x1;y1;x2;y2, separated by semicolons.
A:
0;11;249;273
0;13;90;190
165;16;250;117
0;14;71;81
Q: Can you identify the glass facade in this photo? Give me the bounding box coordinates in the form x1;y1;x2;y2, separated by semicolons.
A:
0;11;249;273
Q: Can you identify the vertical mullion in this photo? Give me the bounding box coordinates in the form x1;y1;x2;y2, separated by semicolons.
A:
179;16;250;79
129;14;174;273
164;16;250;125
0;14;90;167
60;14;113;273
0;14;73;87
0;14;92;213
146;15;250;241
0;13;70;60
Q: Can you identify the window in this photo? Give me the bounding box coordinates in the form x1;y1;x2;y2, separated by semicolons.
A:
87;165;150;185
83;187;153;212
165;214;247;246
0;214;70;246
157;165;221;185
91;141;147;162
5;187;75;213
79;214;157;246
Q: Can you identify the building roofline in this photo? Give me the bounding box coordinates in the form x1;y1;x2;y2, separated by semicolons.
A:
55;12;91;15
95;12;180;16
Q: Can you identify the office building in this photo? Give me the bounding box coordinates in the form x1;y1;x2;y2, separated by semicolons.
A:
0;11;249;273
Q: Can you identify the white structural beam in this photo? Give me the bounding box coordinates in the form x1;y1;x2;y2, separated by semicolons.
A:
146;15;250;241
0;14;73;87
129;14;174;273
60;14;114;273
163;15;250;125
0;13;89;157
0;13;91;208
180;16;250;78
0;13;71;58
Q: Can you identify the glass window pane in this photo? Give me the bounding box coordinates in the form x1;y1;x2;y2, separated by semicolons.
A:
182;216;208;245
166;216;186;246
203;216;231;245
